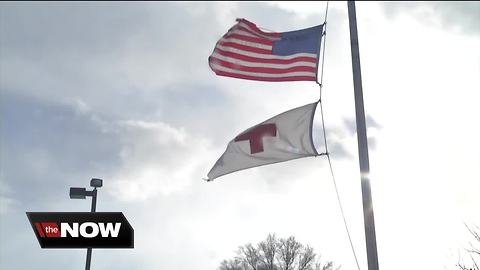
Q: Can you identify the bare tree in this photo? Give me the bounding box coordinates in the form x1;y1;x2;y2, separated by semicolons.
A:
219;234;339;270
277;236;302;270
220;258;244;270
241;244;261;270
259;234;278;270
457;224;479;270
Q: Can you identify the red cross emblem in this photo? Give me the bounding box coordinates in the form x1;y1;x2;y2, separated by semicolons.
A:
234;123;277;154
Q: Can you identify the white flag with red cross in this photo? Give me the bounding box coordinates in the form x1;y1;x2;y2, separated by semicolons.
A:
206;102;320;181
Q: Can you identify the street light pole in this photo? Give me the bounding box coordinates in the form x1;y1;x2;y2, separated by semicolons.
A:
85;188;97;270
69;178;103;270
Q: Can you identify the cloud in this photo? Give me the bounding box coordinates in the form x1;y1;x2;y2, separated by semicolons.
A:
0;2;229;120
381;2;480;36
0;195;18;215
0;89;218;203
0;93;120;206
343;114;382;135
108;119;213;201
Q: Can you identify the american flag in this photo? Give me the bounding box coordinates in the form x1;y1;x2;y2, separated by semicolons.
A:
209;19;324;82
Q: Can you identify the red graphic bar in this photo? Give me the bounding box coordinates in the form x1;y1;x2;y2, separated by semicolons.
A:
34;222;45;238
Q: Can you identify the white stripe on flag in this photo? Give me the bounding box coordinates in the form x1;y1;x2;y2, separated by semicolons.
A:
219;37;273;50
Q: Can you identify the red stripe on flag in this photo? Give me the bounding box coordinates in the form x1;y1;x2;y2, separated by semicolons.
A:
214;48;317;64
210;57;317;74
213;70;316;82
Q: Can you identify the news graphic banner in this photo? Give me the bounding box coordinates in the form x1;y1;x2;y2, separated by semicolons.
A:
26;212;134;248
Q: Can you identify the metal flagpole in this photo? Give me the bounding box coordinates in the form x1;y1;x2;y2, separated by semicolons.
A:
347;1;379;270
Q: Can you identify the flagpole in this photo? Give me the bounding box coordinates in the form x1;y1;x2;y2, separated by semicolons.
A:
347;2;379;270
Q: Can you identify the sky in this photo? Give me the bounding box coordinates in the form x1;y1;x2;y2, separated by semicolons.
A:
1;1;479;270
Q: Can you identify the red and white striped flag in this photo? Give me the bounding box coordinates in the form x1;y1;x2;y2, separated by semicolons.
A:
209;19;324;82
